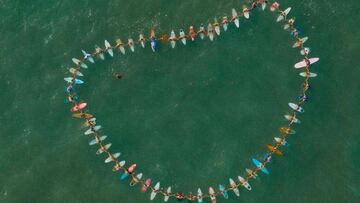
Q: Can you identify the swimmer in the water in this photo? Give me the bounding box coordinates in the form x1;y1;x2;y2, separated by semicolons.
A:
113;73;123;79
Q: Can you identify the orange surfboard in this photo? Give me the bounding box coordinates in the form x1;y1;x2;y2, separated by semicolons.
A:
266;144;284;156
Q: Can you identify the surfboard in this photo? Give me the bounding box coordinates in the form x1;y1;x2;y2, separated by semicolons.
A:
197;188;203;203
266;144;284;155
71;102;87;112
96;143;112;154
277;7;291;22
300;72;318;78
84;125;101;135
229;178;240;196
72;113;93;119
288;103;304;113
130;173;143;186
252;158;269;175
69;68;83;76
294;57;320;69
150;182;160;200
292;37;308;48
89;135;107;145
164;187;171;202
105;152;121;163
72;58;88;69
105;40;114;57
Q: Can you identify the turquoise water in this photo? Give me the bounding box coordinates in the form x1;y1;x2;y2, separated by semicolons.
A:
0;0;359;202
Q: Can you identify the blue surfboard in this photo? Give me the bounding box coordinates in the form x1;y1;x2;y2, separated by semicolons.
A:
64;77;84;85
219;184;229;199
151;39;157;52
120;172;129;181
252;158;269;175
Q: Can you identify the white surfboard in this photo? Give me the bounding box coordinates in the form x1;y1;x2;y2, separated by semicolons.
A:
69;68;83;76
105;40;113;57
207;24;214;41
179;30;186;45
128;39;135;52
112;160;126;171
274;137;288;145
208;187;216;202
89;135;107;145
197;188;203;203
300;72;318;78
277;7;291;22
288;103;304;113
105;152;121;163
294;57;319;69
95;45;105;60
118;160;125;167
130;173;143;186
150;182;160;200
170;30;176;48
232;9;239;28
261;2;267;10
164;187;171;202
243;7;250;19
116;39;126;55
293;37;308;48
84;125;102;135
238;176;252;190
72;58;88;69
214;18;221;36
96;143;112;154
229;178;240;196
284;115;301;123
81;50;95;63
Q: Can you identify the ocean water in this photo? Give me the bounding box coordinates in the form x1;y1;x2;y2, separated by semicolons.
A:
0;0;359;202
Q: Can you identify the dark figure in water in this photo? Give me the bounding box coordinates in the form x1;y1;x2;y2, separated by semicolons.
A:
114;73;123;80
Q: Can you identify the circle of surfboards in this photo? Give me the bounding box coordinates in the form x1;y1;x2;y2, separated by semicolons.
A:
64;1;319;202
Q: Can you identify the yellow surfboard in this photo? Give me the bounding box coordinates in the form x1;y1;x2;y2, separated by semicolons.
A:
72;113;93;119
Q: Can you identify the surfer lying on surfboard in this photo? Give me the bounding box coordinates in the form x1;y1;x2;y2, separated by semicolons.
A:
84;118;96;127
175;192;185;200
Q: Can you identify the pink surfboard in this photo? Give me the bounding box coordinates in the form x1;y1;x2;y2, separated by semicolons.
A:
71;102;87;112
294;57;319;69
141;179;152;193
128;164;137;173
